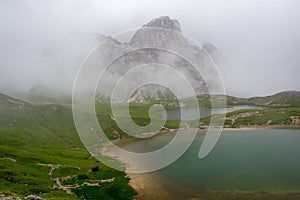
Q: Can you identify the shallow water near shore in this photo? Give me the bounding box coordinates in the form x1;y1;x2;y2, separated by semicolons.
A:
119;129;300;199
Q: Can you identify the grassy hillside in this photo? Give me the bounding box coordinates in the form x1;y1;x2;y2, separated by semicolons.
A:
195;91;300;108
247;91;300;107
200;107;300;128
0;93;136;199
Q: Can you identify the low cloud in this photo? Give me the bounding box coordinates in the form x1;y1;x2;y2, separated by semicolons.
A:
0;0;299;97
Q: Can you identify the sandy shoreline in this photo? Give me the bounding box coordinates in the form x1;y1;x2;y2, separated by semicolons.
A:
207;124;300;130
127;173;172;200
99;138;173;199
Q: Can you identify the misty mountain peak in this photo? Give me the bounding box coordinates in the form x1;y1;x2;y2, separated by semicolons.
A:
144;16;182;32
130;16;187;47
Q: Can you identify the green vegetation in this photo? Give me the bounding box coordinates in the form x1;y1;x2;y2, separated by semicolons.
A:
0;93;136;199
191;91;300;108
225;91;300;107
247;91;300;107
233;108;300;126
200;108;300;128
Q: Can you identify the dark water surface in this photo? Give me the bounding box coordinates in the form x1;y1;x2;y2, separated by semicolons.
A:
123;129;300;198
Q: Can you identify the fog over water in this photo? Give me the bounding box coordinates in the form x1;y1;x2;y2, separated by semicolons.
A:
0;0;300;97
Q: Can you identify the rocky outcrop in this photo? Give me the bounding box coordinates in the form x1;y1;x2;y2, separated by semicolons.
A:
0;195;22;200
130;16;188;48
100;16;221;102
25;195;43;200
144;16;181;31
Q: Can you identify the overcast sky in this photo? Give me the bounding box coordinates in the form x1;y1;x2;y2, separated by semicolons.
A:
0;0;299;97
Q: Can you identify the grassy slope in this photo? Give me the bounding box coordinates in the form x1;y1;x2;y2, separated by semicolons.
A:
197;91;300;108
200;108;300;128
0;94;136;199
232;108;300;126
249;91;300;107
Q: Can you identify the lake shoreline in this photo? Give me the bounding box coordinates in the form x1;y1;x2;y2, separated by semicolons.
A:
215;125;300;130
100;126;300;199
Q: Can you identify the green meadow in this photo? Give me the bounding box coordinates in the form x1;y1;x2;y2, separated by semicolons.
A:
0;94;136;199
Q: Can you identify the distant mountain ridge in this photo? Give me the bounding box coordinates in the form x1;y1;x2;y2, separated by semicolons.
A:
247;91;300;107
3;90;300;108
212;91;300;108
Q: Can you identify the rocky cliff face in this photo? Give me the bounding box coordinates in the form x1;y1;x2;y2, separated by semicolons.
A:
144;16;181;31
130;16;188;48
107;16;221;102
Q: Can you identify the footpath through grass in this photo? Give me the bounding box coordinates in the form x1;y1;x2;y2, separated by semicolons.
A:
0;95;136;199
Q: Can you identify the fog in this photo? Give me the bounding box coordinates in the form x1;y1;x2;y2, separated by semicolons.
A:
0;0;300;98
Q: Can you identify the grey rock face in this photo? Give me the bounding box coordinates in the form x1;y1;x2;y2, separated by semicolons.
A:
144;16;181;32
97;17;221;102
130;16;188;48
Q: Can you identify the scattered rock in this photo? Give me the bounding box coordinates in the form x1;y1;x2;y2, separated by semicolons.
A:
0;194;22;200
25;195;43;200
3;157;16;163
290;116;300;125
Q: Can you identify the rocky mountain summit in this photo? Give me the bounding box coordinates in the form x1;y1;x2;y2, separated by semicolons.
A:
143;16;182;31
130;16;188;48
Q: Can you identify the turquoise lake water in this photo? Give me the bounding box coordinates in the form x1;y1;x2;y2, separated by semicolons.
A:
122;129;300;197
165;105;264;120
